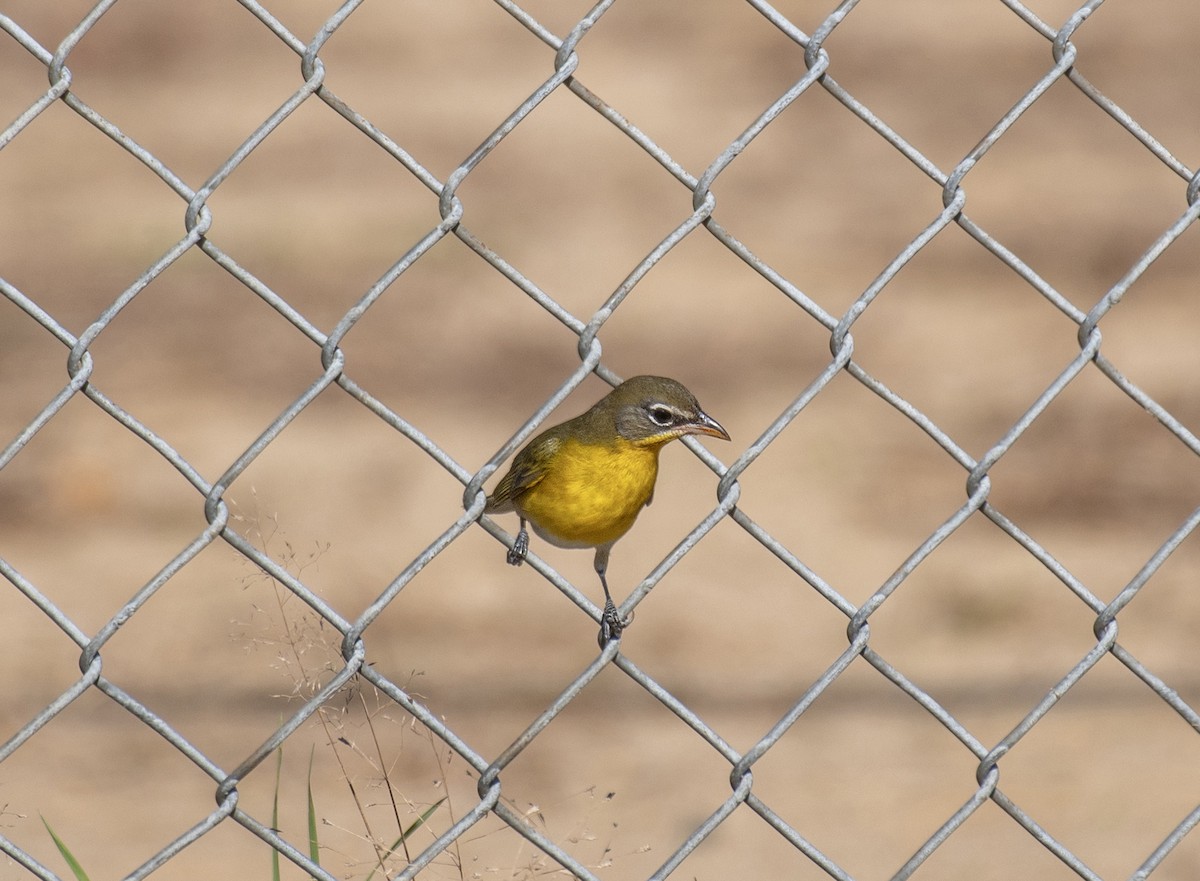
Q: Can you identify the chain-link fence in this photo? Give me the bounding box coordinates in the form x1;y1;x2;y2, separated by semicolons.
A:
3;1;1200;879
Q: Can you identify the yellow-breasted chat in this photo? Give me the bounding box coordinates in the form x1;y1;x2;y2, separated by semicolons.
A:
486;375;729;644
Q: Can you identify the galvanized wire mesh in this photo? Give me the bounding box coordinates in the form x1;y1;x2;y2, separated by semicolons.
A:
2;1;1200;879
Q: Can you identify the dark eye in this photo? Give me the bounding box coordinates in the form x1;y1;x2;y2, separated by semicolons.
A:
647;405;674;426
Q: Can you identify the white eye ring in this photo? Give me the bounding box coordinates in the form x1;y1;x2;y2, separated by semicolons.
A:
648;405;674;426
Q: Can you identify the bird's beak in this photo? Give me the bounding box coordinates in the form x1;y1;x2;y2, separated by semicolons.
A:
688;411;730;441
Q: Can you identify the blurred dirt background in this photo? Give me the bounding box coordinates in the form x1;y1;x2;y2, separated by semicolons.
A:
3;1;1200;879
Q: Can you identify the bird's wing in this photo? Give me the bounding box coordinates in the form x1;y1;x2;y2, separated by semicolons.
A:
485;435;560;511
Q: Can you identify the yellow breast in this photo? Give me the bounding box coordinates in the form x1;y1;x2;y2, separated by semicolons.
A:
515;437;659;549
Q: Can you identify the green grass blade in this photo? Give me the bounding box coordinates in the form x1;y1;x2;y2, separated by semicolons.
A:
363;797;446;881
272;745;283;881
40;816;91;881
307;745;320;873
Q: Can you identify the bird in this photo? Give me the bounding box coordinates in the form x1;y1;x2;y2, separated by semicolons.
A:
485;375;729;644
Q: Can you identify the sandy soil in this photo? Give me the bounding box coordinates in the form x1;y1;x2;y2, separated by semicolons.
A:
2;2;1200;879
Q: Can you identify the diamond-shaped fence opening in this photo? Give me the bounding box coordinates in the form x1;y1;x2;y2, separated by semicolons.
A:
2;2;1200;880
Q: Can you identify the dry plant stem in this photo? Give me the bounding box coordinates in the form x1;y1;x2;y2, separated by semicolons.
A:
358;688;415;865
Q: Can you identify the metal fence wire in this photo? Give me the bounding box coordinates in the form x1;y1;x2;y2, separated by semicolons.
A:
3;1;1200;879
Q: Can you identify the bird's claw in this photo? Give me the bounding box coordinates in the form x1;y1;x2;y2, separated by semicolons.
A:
598;599;629;647
506;530;528;566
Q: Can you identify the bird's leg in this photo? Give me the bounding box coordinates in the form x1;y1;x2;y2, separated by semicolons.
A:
594;546;625;645
506;518;529;566
598;571;623;645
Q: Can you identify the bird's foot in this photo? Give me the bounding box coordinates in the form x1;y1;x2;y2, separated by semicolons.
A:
506;529;528;566
598;599;630;647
